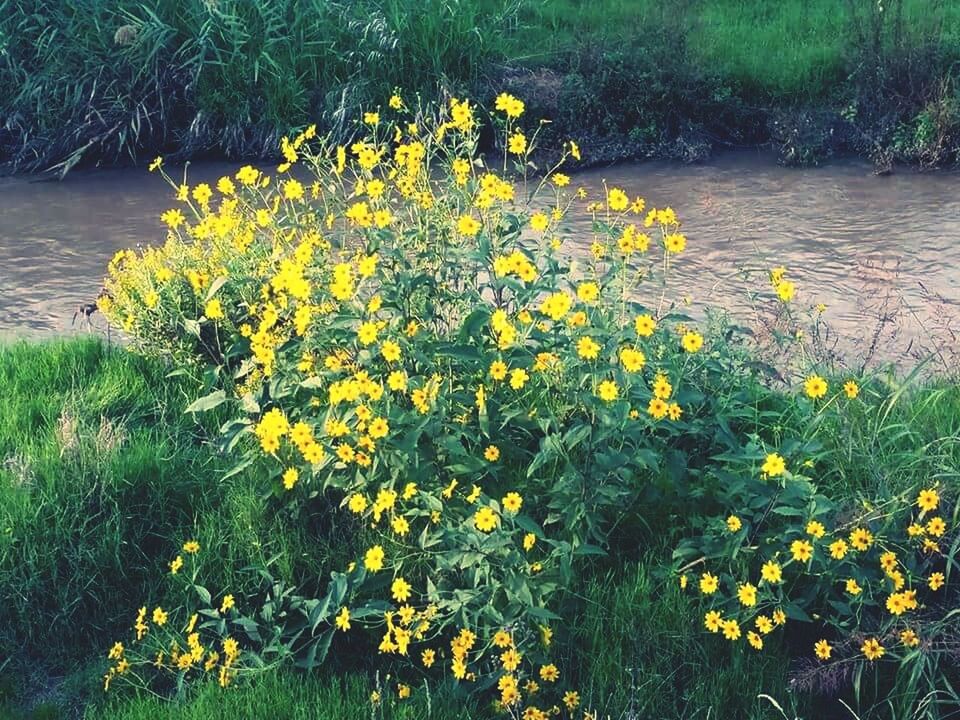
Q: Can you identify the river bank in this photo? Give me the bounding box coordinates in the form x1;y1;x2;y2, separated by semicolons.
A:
2;0;960;176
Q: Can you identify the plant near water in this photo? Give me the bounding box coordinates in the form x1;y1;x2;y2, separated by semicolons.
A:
98;91;958;717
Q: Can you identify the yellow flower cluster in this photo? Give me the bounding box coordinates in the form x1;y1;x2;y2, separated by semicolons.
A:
691;483;954;668
103;91;722;714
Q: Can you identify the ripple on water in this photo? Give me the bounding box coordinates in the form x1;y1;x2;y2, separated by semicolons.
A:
0;154;957;361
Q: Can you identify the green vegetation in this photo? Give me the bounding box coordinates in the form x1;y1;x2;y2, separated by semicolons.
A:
2;0;960;174
1;345;957;718
0;339;342;661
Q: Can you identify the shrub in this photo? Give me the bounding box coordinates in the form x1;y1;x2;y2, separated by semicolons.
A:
98;92;957;716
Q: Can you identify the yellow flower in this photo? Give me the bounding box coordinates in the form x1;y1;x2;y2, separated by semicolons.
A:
814;639;832;660
152;607;168;626
539;664;559;682
474;506;498;532
806;520;826;538
381;341;401;362
704;610;723;632
804;375;828;399
849;527;874;551
597;379;619;402
747;631;763;650
509;368;529;389
495;92;525;118
348;494;367;513
664;233;686;253
282;468;298;490
368;417;389;439
929;572;945;590
577;282;599;303
204;298;224;320
926;516;946;537
457;215;481;236
364;545;385;572
282;179;304;201
761;561;783;584
530;212;549;231
607;188;629;212
737;583;757;607
681;331;703;353
862;638;885;661
523;533;536;551
220;594;235;613
647;397;669;420
357;321;378;345
183;540;200;554
391;577;412;603
900;629;920;647
699;572;719;594
508;131;527;155
363;111;379;125
829;539;848;559
619;347;646;373
790;539;813;562
484;445;501;462
502;492;523;514
916;488;939;512
761;453;786;477
722;620;741;641
775;280;795;302
389;94;403;110
634;313;657;337
335;607;351;631
844;380;860;398
576;336;600;360
755;616;773;634
845;578;862;595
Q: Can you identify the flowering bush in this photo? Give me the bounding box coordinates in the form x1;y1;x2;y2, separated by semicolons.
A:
100;92;957;715
674;379;958;715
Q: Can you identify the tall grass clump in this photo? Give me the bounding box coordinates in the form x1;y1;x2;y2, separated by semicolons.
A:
4;0;960;173
0;0;521;175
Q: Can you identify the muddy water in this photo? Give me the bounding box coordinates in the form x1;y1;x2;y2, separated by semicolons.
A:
1;153;958;361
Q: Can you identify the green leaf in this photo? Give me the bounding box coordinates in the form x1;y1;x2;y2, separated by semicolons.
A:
185;390;228;414
193;584;212;605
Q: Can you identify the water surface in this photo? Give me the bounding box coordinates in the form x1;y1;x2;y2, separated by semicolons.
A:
1;154;957;363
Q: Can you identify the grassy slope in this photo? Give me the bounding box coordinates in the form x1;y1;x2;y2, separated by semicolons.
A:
0;340;804;719
3;0;960;172
508;0;960;99
0;339;344;664
1;341;956;718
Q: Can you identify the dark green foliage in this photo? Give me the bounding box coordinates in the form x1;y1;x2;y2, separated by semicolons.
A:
2;0;960;173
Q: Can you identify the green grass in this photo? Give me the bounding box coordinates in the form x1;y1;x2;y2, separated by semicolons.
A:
506;0;960;99
84;672;480;720
2;342;958;718
0;339;350;663
2;0;960;172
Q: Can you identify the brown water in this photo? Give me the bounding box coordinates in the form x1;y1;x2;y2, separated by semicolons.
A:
1;153;958;362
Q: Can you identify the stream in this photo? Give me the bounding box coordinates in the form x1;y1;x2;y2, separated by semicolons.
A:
1;152;957;364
